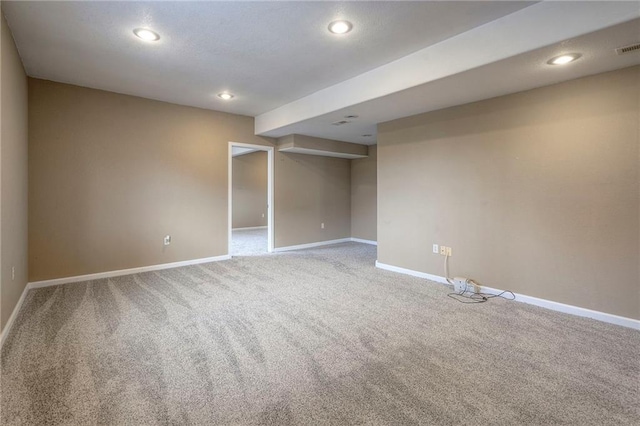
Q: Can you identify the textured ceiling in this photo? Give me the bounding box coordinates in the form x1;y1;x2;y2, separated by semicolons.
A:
3;1;638;146
2;1;532;116
263;18;640;145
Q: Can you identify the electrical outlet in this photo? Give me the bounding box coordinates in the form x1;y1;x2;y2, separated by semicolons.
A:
321;223;325;229
262;213;265;218
446;247;452;256
163;235;171;246
433;244;439;254
440;246;446;255
12;266;15;281
453;277;468;293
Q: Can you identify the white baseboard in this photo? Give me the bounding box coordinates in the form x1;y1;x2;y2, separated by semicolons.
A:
375;261;640;331
28;255;231;289
274;238;352;252
232;226;267;231
0;282;30;348
375;261;448;284
275;237;377;252
1;254;232;348
1;254;232;349
351;238;378;246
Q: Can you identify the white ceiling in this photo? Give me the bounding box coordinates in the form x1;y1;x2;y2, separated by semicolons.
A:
255;1;640;143
2;0;532;115
231;146;258;157
3;1;639;145
260;15;640;144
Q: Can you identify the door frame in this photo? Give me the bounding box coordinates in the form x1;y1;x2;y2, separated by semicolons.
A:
228;142;275;255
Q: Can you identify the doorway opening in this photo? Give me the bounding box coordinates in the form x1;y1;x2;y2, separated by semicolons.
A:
228;142;274;256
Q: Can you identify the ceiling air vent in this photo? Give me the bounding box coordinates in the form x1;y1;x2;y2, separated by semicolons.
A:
615;43;640;55
332;120;351;126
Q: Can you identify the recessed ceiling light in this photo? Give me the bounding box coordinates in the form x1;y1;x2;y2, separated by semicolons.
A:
133;28;160;42
547;53;581;65
217;92;234;100
328;20;353;35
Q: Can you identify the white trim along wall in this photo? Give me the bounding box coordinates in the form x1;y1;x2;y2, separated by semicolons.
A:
375;261;640;331
0;254;230;347
6;239;634;350
232;226;267;231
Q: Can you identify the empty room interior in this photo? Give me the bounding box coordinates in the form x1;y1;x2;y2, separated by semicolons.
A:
1;1;639;424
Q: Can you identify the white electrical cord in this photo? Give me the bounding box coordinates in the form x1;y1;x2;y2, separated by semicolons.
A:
444;252;516;303
444;251;480;294
444;253;455;286
445;254;473;293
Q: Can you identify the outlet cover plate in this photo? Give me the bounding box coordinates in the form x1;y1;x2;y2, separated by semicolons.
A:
453;277;468;293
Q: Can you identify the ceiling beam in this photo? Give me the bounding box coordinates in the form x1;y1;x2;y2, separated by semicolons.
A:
255;1;639;137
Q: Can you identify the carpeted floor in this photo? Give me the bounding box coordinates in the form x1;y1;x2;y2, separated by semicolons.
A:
1;243;639;425
232;228;268;256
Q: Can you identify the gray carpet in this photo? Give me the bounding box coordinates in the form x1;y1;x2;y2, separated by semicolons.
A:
1;243;639;425
232;228;268;256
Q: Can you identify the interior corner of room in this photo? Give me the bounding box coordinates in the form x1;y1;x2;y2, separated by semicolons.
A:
1;9;29;335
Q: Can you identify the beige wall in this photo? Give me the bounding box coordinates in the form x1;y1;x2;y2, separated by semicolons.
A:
378;66;639;320
351;145;377;241
275;153;351;247
29;79;355;280
1;12;29;331
232;151;267;229
29;79;274;281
